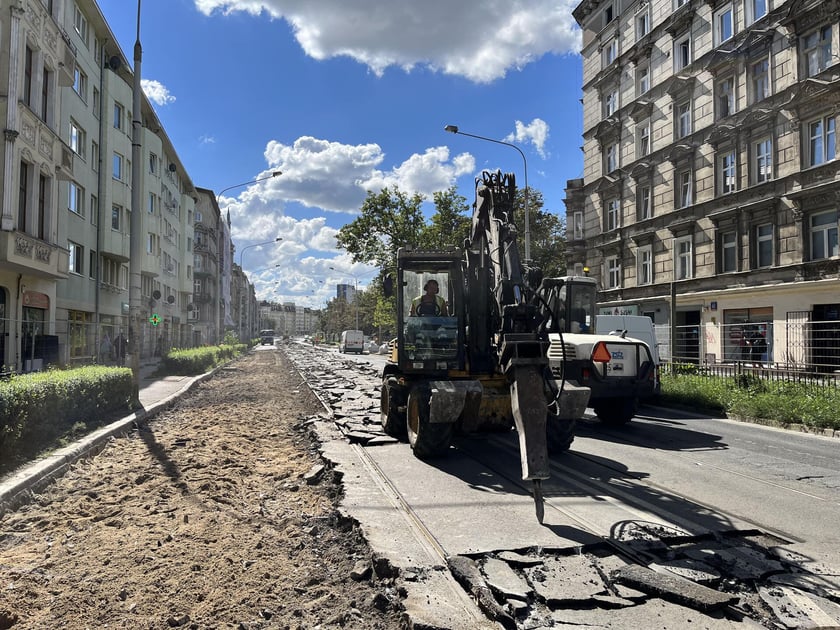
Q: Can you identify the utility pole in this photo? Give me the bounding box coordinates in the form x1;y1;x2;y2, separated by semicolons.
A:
128;0;143;399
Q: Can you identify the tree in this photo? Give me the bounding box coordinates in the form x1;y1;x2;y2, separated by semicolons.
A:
514;187;567;278
336;187;426;269
421;187;471;249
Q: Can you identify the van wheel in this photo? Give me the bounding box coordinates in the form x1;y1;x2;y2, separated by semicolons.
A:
380;377;407;440
407;384;452;458
594;398;637;425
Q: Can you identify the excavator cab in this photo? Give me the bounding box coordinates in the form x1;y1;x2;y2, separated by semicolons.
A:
393;248;466;373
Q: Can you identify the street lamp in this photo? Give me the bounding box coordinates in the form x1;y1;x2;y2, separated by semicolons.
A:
217;170;282;202
214;170;281;345
239;237;283;268
444;124;531;261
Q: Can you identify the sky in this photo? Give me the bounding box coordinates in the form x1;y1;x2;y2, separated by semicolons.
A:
95;0;585;308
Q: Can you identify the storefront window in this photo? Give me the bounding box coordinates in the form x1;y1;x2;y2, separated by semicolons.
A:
723;307;772;363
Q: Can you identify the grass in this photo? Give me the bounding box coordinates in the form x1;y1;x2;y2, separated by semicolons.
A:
659;369;840;431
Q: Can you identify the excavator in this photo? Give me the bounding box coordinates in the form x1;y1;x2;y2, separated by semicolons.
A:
380;170;654;521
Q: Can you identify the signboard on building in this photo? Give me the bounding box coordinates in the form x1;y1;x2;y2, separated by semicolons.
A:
598;304;639;316
22;291;49;309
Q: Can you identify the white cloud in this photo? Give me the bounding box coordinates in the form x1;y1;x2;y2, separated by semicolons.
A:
221;135;470;302
199;134;216;144
192;0;580;83
141;79;176;105
505;118;550;159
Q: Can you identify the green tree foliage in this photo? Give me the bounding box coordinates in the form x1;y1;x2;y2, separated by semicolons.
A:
514;187;567;278
335;187;426;269
420;187;471;249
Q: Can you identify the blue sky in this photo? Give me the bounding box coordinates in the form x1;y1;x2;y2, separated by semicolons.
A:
95;0;584;307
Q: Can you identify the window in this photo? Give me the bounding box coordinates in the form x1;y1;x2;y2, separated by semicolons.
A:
754;137;772;183
603;38;618;67
721;230;737;272
147;233;158;254
573;211;584;240
674;236;693;279
93;87;100;117
74;4;89;45
113;102;124;130
606;255;621;288
89;250;97;279
68;182;84;216
604;89;619;117
637;121;651;157
750;58;770;104
636;8;650;40
148;192;157;214
40;67;51;123
803;26;832;77
747;0;767;23
810;210;839;260
636;65;650;96
606;197;620;231
69;120;85;158
678;169;692;208
719;151;736;194
637;184;652;219
73;67;87;100
676;0;689;7
677;100;692;138
91;141;98;171
808;116;836;166
113;152;123;180
675;36;691;70
24;46;33;108
714;5;734;45
149;153;158;174
717;76;735;118
605;143;619;173
195;210;203;223
91;194;98;226
69;241;83;274
111;204;121;231
603;4;615;26
638;245;653;285
756;223;773;267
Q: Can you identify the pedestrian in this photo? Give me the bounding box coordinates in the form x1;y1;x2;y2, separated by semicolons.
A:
99;333;112;364
113;332;127;366
750;328;767;367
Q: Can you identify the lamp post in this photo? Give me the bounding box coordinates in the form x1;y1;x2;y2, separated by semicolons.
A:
214;170;281;345
127;0;143;397
235;237;282;342
444;124;531;261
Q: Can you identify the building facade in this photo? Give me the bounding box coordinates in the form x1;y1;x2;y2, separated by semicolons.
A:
569;0;840;367
0;0;250;370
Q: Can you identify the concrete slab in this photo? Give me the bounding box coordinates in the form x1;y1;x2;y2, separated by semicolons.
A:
613;564;739;612
758;585;840;629
526;555;608;606
482;557;531;600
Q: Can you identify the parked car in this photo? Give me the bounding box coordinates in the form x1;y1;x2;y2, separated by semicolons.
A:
259;329;275;345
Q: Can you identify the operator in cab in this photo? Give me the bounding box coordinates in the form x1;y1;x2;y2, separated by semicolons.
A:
410;279;449;316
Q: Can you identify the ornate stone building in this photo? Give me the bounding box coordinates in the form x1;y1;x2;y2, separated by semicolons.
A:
568;0;840;366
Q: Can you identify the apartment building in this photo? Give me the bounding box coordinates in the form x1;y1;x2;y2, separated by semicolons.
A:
568;0;840;366
0;0;212;370
193;188;222;345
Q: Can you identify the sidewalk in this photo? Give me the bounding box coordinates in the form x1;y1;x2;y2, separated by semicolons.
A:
0;361;212;516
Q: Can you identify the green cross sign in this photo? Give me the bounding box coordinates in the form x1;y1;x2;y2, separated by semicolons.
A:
149;314;161;326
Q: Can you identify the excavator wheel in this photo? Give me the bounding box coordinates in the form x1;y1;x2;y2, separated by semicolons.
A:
546;413;576;454
380;376;407;440
406;384;453;459
593;397;637;425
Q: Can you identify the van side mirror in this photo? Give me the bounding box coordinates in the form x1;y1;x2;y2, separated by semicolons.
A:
383;274;394;298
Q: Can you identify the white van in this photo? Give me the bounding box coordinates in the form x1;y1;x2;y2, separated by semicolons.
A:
339;330;365;354
595;315;660;396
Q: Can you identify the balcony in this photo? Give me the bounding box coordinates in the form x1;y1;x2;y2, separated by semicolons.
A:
0;231;69;279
